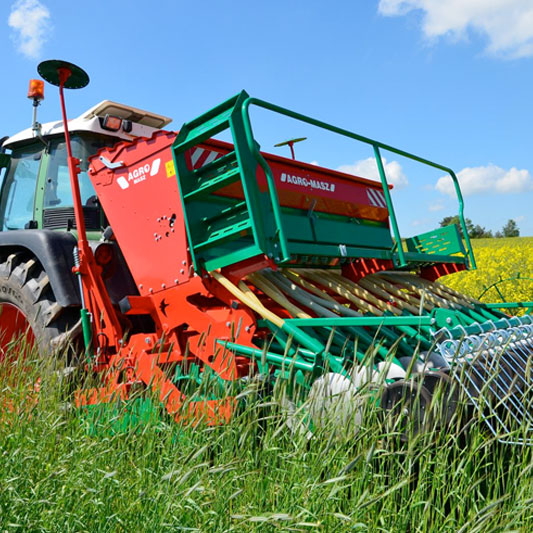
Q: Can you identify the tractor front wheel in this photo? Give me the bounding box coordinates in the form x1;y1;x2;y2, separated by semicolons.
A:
0;252;80;359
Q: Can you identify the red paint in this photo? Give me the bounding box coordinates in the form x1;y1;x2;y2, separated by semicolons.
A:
0;303;34;361
342;258;395;283
420;262;467;282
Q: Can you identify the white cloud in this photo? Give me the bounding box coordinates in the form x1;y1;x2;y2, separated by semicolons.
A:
411;218;431;227
428;202;445;212
378;0;533;58
436;164;533;197
8;0;51;59
337;156;408;189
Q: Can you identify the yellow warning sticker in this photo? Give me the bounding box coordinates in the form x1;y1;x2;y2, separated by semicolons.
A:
165;160;176;178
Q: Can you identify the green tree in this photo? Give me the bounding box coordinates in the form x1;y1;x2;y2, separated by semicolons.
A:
502;219;520;238
439;215;474;238
470;224;493;239
439;215;494;239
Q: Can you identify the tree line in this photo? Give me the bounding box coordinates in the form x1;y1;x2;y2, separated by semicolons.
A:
439;215;520;239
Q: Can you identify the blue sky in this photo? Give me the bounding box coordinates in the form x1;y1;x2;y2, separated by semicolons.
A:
2;0;533;236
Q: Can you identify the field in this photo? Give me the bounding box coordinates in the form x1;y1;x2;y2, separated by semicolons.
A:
1;238;533;532
1;356;533;532
441;236;533;306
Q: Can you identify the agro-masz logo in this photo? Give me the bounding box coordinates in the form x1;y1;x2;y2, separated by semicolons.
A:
117;158;161;190
280;172;335;192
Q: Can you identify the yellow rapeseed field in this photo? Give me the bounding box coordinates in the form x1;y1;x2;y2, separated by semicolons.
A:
440;236;533;305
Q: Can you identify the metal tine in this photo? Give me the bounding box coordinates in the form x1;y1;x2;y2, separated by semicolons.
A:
506;344;533;410
507;331;533;374
459;348;528;427
457;367;515;436
476;333;531;404
468;374;528;428
503;346;531;390
508;327;533;364
478;351;522;400
476;334;525;389
470;350;530;420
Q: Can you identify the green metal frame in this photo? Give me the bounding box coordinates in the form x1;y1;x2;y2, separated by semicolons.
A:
172;91;475;273
238;96;476;270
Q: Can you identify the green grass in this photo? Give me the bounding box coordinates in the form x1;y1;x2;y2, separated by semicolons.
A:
1;351;532;532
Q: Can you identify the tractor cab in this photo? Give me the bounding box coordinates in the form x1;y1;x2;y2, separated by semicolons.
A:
0;100;172;233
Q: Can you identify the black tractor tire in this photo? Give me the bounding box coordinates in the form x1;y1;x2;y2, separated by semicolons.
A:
0;251;81;354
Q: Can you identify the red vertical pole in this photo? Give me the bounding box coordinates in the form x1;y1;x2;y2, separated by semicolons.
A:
57;67;88;245
54;66;123;356
288;141;295;160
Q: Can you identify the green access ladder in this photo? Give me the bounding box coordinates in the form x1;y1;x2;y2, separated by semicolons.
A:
172;91;288;272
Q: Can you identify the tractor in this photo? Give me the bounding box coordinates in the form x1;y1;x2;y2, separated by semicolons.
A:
0;60;532;443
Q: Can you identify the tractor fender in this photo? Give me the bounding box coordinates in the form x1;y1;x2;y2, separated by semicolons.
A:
0;229;81;307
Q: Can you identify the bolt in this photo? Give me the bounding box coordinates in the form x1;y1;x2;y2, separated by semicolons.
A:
153;233;157;237
182;260;186;266
180;269;184;274
161;283;166;289
446;317;453;325
157;217;161;222
174;279;179;284
226;322;231;327
145;337;151;345
139;284;143;289
245;326;251;333
149;288;153;294
171;228;175;233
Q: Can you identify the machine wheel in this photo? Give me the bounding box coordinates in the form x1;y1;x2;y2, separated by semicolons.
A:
381;380;432;441
0;252;80;359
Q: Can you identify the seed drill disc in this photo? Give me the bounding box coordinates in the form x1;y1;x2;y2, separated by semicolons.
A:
37;60;90;89
419;370;458;427
381;380;432;441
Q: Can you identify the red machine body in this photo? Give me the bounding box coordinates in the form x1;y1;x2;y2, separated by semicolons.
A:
77;130;394;422
89;131;391;297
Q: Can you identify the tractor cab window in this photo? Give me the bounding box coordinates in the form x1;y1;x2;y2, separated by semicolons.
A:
0;142;42;230
44;133;117;209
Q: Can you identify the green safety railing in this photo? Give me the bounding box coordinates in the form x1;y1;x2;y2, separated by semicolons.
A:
238;97;477;270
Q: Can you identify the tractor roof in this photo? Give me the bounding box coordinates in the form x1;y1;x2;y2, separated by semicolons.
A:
4;100;173;148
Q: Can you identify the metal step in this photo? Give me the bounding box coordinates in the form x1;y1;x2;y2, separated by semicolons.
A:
194;219;252;251
184;167;241;200
201;201;247;225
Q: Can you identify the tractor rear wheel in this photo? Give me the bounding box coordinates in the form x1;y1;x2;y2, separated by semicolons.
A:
0;252;80;359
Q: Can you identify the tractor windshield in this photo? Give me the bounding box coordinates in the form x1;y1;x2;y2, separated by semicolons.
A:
44;133;117;210
0;142;42;230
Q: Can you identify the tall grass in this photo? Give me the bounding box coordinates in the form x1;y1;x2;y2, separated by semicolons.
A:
1;344;532;532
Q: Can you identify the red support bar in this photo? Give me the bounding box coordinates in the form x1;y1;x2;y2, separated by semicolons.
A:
342;258;394;283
